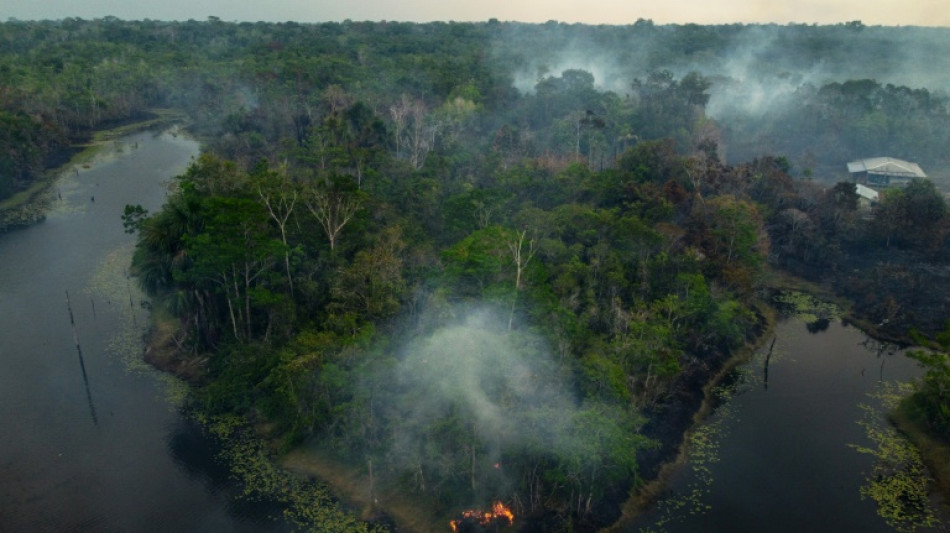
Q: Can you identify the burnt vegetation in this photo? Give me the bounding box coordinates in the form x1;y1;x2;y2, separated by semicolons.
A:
5;17;950;531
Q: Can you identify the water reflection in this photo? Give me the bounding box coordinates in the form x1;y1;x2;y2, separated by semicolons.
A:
633;317;939;533
165;418;290;529
0;128;290;531
762;336;775;390
66;289;99;426
806;317;830;333
859;336;903;382
166;418;232;489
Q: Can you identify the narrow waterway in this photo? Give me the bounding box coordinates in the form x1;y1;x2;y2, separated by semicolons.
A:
633;315;945;532
0;129;287;531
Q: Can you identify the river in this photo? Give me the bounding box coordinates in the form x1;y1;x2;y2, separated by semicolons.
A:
4;130;945;533
0;129;288;532
632;312;946;532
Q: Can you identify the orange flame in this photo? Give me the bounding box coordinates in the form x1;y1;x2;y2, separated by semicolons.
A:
449;501;515;531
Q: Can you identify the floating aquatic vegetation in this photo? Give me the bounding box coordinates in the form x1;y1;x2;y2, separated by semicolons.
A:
639;382;737;532
772;290;839;323
44;172;89;219
203;414;385;533
86;242;189;407
850;382;942;532
0;204;47;231
88;243;368;530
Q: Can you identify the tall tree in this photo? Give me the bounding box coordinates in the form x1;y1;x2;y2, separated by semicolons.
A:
185;196;284;342
256;165;299;297
303;177;364;253
506;228;536;330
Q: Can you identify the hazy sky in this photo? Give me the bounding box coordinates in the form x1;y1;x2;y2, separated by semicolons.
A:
3;0;948;26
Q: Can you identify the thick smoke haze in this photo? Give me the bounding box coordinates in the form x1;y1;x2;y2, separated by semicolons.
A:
492;23;950;171
507;44;636;96
384;306;577;461
355;303;633;503
496;23;950;118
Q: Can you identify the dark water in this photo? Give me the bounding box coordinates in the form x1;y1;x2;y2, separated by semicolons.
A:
633;317;945;533
0;130;287;532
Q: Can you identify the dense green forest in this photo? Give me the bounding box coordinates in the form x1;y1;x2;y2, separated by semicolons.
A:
4;17;950;532
5;18;950;200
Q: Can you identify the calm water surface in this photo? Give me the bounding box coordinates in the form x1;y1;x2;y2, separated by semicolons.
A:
4;131;945;533
633;317;945;533
0;130;287;531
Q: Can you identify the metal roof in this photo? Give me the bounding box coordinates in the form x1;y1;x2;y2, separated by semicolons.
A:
846;157;927;178
855;183;879;202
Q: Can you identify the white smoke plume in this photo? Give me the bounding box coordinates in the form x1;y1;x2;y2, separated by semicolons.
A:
383;305;579;467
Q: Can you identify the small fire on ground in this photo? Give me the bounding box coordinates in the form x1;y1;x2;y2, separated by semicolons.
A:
449;501;515;531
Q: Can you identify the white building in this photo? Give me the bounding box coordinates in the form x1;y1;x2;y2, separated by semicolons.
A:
847;157;927;187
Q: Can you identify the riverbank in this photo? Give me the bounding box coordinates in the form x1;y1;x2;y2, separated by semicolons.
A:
140;252;950;532
767;268;950;508
142;310;210;384
0;120;282;531
613;270;950;532
282;447;444;532
759;264;925;346
609;266;944;530
138;300;775;533
0;109;190;232
892;398;950;518
138;265;782;533
605;301;777;531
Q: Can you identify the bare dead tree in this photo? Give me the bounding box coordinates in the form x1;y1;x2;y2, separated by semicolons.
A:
257;172;298;297
389;93;411;159
407;99;434;169
391;95;439;169
322;84;354;115
303;186;362;252
507;229;536;330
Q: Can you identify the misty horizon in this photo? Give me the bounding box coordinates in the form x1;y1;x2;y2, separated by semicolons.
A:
3;0;950;28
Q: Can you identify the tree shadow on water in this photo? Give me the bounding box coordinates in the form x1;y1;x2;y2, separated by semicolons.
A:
165;417;291;530
806;317;830;334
